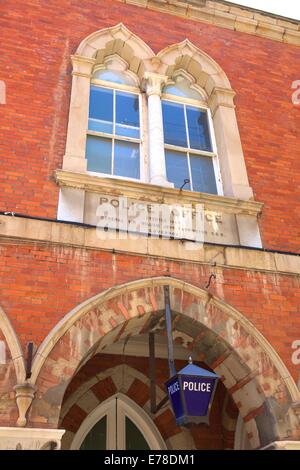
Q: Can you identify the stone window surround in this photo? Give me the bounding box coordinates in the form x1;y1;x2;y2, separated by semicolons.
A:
57;23;262;248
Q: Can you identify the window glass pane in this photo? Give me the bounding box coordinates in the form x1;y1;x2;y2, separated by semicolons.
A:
186;107;212;152
86;136;112;174
114;140;140;179
88;86;113;134
162;101;187;148
116;92;140;138
80;416;107;450
93;69;136;86
190;155;217;194
125;417;150;450
165;150;190;190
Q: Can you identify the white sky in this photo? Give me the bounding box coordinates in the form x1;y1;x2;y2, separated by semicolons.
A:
229;1;300;21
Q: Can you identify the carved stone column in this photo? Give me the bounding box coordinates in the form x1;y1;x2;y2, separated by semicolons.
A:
63;54;96;173
144;72;173;188
208;87;254;201
58;55;96;224
209;87;262;248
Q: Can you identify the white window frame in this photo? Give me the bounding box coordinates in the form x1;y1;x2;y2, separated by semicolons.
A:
162;93;223;196
86;78;145;183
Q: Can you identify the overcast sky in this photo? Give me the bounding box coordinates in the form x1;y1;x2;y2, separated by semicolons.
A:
229;0;300;20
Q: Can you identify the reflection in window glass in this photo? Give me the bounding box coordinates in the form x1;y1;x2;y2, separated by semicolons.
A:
87;84;141;180
162;101;187;148
114;141;140;179
163;95;218;194
165;150;190;190
86;136;112;174
93;69;136;86
116;92;140;138
186;107;212;152
190;155;217;194
88;86;113;134
80;416;107;450
125;417;150;450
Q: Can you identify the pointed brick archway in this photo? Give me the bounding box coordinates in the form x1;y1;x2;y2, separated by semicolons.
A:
28;277;300;449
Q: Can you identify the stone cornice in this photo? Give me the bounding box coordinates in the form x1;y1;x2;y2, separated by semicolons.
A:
55;169;264;216
117;0;300;47
0;215;299;276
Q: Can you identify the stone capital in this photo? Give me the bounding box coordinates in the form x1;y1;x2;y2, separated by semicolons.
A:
208;87;236;115
143;72;168;97
71;54;96;77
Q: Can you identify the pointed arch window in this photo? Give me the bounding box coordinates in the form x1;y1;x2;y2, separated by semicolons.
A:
162;76;222;194
71;394;166;450
86;68;142;180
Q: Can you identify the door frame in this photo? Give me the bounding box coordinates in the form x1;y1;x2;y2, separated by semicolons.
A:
71;393;167;450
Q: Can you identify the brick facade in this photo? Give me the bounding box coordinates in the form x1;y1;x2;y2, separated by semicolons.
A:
0;0;299;451
0;0;300;251
0;243;299;379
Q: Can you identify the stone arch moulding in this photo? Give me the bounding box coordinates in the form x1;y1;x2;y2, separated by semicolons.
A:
0;305;25;383
28;277;300;449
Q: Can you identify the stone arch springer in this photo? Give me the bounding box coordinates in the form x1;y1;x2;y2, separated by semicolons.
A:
28;277;300;449
0;306;29;428
0;305;25;383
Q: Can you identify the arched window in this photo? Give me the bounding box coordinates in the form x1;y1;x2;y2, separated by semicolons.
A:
86;66;142;180
57;24;262;248
162;75;222;194
70;394;166;450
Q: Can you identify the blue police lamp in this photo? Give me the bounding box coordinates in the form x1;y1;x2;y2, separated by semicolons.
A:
163;286;219;426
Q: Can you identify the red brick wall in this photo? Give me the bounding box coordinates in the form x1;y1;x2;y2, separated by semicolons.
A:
0;1;299;252
0;241;299;384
